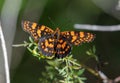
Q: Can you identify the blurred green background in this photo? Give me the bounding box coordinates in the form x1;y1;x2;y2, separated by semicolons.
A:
1;0;120;83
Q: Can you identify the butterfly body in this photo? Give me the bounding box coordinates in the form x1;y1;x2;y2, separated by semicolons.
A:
22;20;95;58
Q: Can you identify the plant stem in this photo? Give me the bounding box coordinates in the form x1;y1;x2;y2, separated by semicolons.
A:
80;63;103;80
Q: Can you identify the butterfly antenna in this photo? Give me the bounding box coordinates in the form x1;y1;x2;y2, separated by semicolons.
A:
48;17;57;28
60;19;73;29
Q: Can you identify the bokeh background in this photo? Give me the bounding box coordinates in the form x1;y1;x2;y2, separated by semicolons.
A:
0;0;120;83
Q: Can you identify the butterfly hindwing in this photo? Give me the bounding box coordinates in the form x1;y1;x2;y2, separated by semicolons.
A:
55;36;72;58
38;36;71;58
38;36;55;57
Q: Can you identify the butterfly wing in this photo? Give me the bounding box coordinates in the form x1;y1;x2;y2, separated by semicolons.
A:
61;31;95;46
22;20;54;41
55;36;72;58
38;36;55;57
38;35;71;58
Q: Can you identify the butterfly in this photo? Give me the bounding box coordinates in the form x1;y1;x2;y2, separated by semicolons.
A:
22;20;95;58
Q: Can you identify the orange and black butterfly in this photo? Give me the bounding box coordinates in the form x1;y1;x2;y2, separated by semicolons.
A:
22;20;95;58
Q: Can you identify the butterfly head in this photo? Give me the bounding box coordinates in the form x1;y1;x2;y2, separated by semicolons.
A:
55;28;60;33
53;28;60;40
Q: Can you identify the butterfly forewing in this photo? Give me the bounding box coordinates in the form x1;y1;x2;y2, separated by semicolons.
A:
61;31;95;46
22;21;54;41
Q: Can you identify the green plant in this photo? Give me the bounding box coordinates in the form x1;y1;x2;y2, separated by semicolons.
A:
13;37;98;83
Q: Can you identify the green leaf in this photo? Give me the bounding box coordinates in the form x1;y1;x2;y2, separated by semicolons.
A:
46;60;56;66
86;51;92;56
77;69;85;76
72;65;81;70
27;47;33;53
29;36;34;42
